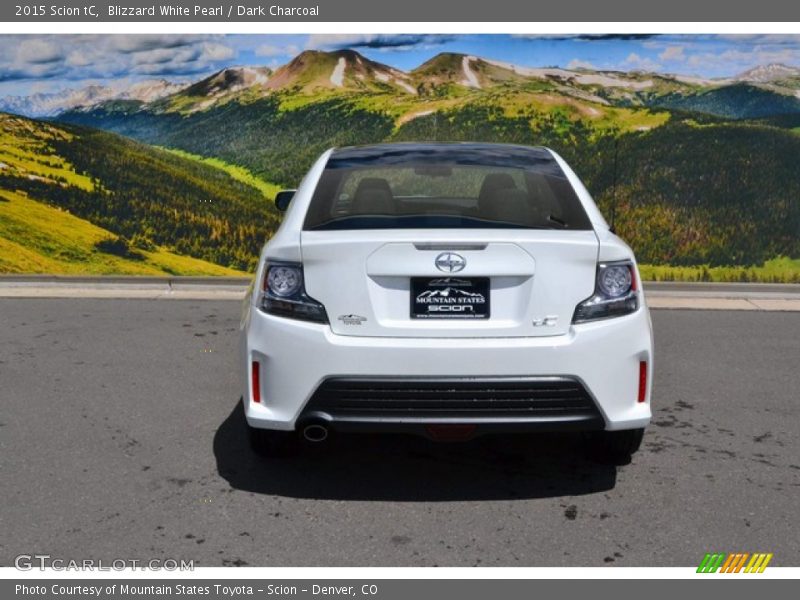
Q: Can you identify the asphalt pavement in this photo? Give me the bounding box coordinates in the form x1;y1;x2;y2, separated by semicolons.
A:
1;299;798;567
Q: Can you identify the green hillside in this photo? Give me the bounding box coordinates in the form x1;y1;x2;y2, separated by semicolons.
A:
594;121;800;265
0;112;279;274
0;189;241;275
160;147;283;200
65;97;396;186
652;83;800;119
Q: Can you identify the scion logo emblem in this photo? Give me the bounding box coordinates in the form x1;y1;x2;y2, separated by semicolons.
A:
435;252;466;273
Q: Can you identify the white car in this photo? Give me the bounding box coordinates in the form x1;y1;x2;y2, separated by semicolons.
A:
240;143;653;462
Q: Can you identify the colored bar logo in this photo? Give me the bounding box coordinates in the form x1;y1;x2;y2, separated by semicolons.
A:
697;553;773;573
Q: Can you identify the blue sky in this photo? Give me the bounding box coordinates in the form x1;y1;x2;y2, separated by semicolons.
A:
2;34;800;96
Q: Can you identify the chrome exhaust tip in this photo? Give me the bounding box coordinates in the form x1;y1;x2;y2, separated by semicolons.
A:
302;423;329;443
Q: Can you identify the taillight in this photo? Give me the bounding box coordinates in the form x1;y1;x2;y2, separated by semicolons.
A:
259;262;328;323
251;361;261;403
572;261;639;323
638;361;647;403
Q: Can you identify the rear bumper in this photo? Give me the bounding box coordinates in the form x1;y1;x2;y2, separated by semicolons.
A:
298;376;605;437
302;417;604;440
240;303;653;433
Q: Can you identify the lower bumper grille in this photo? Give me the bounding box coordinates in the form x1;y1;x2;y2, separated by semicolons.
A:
302;377;602;423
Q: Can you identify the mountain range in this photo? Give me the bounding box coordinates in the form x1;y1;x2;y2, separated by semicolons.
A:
0;79;185;118
4;50;800;119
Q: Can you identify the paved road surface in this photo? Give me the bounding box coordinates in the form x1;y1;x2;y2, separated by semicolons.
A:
1;299;798;567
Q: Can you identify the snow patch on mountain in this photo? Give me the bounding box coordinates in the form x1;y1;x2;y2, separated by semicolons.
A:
0;86;114;117
671;74;727;86
484;58;655;89
575;73;654;89
736;63;800;83
484;59;573;80
397;109;434;126
396;80;417;95
330;57;346;87
0;79;184;117
461;56;481;89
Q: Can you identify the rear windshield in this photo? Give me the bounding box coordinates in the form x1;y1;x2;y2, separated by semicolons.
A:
303;145;592;231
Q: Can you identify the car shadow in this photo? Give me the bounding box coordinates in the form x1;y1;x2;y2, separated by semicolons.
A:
213;400;617;501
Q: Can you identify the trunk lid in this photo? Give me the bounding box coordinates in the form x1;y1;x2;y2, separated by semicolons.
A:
301;230;598;338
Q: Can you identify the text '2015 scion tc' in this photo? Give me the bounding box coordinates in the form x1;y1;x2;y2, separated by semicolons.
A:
240;143;653;462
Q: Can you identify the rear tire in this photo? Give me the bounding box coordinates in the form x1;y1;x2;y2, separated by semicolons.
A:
247;424;297;458
585;428;644;465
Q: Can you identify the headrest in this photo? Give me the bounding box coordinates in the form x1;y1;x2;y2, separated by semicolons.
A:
354;177;393;197
352;178;395;215
478;173;516;201
482;188;534;225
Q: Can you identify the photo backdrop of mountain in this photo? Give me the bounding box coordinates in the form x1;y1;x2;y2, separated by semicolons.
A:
4;49;800;276
0;112;279;274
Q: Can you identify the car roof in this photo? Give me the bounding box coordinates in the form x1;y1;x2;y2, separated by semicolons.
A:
327;142;556;169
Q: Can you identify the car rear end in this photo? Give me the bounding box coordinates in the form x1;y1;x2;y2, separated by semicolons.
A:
240;143;652;455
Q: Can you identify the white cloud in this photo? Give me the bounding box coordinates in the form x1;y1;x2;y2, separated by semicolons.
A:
131;47;194;66
659;46;686;62
0;35;237;83
65;50;93;68
305;34;452;51
129;42;233;75
624;52;661;72
199;42;235;62
111;35;209;54
686;47;800;71
16;39;61;64
255;43;299;58
715;34;800;45
133;43;233;66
